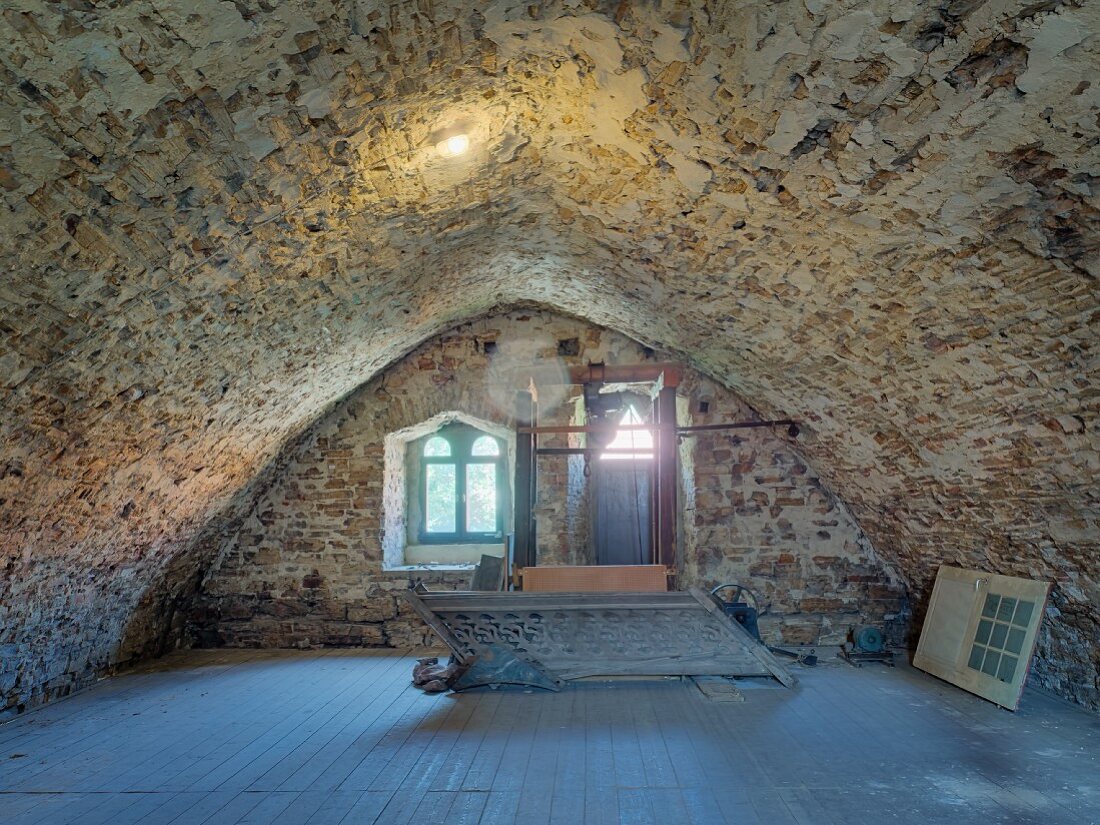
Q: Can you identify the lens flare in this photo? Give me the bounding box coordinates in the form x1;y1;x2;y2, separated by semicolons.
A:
436;134;470;157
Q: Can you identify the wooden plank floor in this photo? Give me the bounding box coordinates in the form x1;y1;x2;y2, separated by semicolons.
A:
0;649;1097;824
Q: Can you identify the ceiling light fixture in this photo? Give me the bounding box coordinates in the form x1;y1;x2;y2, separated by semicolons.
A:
436;133;470;158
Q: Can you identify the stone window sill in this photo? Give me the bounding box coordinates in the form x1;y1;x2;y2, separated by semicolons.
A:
381;564;477;573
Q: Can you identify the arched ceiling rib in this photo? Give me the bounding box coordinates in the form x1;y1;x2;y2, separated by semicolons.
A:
0;0;1097;705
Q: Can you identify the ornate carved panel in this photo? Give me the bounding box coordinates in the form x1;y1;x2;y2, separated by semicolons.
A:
407;589;794;683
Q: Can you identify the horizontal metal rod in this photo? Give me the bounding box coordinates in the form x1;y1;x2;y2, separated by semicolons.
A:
677;420;797;433
536;447;654;456
519;419;797;435
519;423;666;434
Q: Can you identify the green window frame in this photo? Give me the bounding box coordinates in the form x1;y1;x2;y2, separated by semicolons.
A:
418;424;505;544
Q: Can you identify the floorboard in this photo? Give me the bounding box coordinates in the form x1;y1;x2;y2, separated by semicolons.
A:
0;649;1096;824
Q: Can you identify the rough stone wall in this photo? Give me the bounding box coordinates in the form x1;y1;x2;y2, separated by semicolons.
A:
1;0;1096;712
193;312;905;649
677;373;908;645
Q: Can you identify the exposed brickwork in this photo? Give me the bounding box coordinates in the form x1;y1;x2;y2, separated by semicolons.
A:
0;1;1096;714
193;313;906;649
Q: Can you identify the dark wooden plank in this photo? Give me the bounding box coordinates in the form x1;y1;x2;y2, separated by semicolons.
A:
205;654;384;792
3;649;1098;825
680;787;730;825
479;790;521;823
619;788;657;825
334;689;442;792
369;689;478;793
514;685;559;825
471;554;505;591
513;389;536;570
400;591;468;658
688;587;797;686
275;656;415;792
547;687;586;825
294;789;360;824
460;687;523;792
583;784;619;825
236;792;302;823
315;667;429;791
338;790;393;824
655;383;678;567
445;790;489;825
409;790;455;819
429;692;502;792
268;789;331;824
141;652;359;793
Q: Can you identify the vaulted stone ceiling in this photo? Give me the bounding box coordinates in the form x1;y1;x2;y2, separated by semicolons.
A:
1;0;1097;710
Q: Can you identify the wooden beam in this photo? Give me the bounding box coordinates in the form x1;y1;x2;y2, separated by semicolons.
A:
513;390;536;570
401;590;468;662
688;588;797;687
518;423;652;434
655;385;677;567
519;419;798;435
566;362;682;387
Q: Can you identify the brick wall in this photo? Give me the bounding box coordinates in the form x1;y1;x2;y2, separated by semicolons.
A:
193;312;907;648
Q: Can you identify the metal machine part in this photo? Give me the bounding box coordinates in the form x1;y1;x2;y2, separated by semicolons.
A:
839;623;895;667
851;624;886;653
710;583;818;666
710;583;766;641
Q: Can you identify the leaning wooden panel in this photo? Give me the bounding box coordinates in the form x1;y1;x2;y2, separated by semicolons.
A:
914;566;1050;710
403;589;795;686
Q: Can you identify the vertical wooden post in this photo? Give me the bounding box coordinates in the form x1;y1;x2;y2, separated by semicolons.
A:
655;385;677;568
513;390;536;571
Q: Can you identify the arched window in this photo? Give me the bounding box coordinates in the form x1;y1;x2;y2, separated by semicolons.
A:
419;424;504;543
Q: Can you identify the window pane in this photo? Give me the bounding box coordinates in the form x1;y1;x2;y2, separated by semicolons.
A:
471;435;500;456
601;406;654;460
466;463;497;533
425;464;456;532
424;436;451;457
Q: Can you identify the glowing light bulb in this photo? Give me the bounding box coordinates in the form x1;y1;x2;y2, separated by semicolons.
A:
436;134;470;157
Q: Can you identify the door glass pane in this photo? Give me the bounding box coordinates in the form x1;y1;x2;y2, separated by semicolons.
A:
981;594;1000;618
996;596;1017;622
465;463;497;533
998;655;1018;683
1005;627;1026;655
989;622;1009;649
967;645;985;670
981;650;1001;676
425;464;456;532
1012;600;1035;627
975;619;993;644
